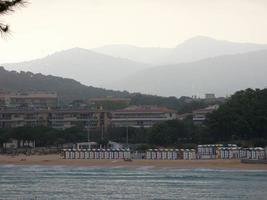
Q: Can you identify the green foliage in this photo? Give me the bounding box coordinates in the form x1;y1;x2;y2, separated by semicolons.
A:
206;88;267;142
0;126;87;147
147;120;194;146
107;127;147;144
129;93;211;114
94;101;129;110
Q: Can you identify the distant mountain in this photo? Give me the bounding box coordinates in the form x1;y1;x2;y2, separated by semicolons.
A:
93;36;267;65
0;67;129;103
2;48;151;87
110;50;267;97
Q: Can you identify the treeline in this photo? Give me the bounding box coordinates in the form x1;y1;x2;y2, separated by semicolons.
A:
129;93;215;114
0;127;88;148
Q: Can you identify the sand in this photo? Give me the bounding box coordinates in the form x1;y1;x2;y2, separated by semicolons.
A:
0;154;267;170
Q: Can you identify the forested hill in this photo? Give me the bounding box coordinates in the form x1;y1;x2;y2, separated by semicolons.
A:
0;67;129;103
0;67;214;112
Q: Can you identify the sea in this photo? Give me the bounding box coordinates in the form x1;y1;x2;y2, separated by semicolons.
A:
0;165;266;200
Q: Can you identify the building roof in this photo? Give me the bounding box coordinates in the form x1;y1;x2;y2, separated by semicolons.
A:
113;106;177;113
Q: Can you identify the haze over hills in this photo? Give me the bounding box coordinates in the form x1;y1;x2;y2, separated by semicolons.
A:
93;36;267;65
2;36;267;98
0;67;206;113
0;67;129;103
111;50;267;97
2;48;151;87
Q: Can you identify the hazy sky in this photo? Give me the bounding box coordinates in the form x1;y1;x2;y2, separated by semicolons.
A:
1;0;267;63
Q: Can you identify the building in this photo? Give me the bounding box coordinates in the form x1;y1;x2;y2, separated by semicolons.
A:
88;97;131;105
49;109;110;131
0;91;58;109
0;109;49;128
0;108;110;132
205;93;216;100
3;139;35;149
111;106;177;128
192;105;219;125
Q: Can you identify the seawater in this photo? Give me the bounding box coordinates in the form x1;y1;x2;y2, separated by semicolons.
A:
0;165;266;200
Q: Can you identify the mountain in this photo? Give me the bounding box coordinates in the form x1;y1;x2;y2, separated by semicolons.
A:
0;67;207;113
2;48;151;87
0;67;129;103
93;36;267;65
110;50;267;97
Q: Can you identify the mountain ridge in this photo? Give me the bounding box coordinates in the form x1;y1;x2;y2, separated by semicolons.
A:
110;49;267;97
93;36;267;65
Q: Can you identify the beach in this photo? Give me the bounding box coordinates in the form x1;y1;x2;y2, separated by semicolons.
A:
0;154;267;170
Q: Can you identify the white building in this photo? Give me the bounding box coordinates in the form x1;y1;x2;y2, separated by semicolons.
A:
111;106;177;128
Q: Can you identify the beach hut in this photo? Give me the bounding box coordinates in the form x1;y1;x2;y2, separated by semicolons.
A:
99;149;104;159
183;149;189;160
123;149;131;159
80;149;86;159
172;149;179;160
109;149;114;159
114;149;119;159
168;149;174;160
85;150;90;159
94;149;100;159
178;149;184;160
146;149;152;160
156;149;162;160
91;149;95;159
162;149;168;160
119;149;124;159
64;149;71;159
255;147;265;160
151;149;157;160
190;149;196;160
70;149;75;159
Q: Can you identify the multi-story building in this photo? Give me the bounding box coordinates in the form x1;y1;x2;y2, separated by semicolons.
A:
49;109;110;131
192;105;219;125
0;109;110;131
0;109;49;128
0;91;58;109
111;106;177;128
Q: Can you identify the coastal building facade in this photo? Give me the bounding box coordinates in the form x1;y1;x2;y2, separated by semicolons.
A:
0;109;110;131
0;91;58;109
111;106;177;128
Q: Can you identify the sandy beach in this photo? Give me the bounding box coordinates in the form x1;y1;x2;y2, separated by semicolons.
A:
0;154;266;170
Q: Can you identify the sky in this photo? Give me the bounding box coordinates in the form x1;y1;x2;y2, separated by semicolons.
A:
1;0;267;63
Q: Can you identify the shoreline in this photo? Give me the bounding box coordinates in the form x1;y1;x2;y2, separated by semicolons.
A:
0;154;267;170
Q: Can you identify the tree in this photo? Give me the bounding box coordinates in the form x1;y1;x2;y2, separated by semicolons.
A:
0;0;26;34
205;88;267;144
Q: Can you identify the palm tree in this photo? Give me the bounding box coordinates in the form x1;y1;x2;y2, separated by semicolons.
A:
0;0;26;34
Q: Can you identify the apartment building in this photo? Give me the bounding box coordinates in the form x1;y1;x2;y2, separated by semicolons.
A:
49;109;110;131
0;109;110;131
192;105;219;125
0;109;49;128
0;91;58;109
111;106;177;128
